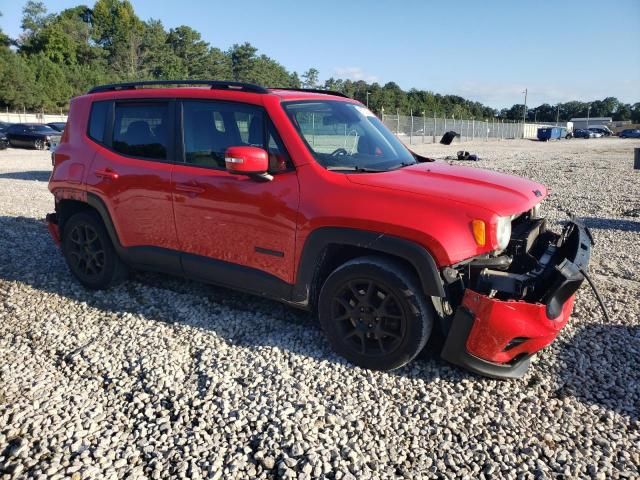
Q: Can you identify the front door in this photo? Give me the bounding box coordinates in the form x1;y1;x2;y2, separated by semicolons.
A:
172;100;299;288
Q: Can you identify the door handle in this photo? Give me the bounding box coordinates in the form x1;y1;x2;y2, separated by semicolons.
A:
95;168;119;180
175;183;205;195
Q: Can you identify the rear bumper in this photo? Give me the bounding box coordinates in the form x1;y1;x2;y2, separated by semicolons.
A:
441;219;592;379
46;212;61;246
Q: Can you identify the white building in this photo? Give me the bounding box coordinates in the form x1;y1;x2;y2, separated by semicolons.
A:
570;117;612;129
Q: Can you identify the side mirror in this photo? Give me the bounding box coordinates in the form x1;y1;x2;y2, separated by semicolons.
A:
225;146;272;181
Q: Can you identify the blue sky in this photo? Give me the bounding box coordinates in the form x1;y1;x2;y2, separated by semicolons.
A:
1;0;639;108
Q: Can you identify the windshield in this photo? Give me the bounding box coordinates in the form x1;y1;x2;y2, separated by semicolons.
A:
283;100;416;171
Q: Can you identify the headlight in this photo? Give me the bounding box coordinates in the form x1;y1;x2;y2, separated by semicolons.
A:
495;216;512;252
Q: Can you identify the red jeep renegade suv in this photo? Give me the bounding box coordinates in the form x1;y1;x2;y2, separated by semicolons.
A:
46;80;592;378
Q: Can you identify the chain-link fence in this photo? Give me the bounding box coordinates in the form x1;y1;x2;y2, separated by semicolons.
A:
381;114;566;144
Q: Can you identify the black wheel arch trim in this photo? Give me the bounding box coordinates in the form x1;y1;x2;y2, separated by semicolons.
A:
292;227;446;306
86;192;125;253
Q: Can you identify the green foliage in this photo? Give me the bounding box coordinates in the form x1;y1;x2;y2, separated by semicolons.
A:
0;2;636;117
302;68;319;88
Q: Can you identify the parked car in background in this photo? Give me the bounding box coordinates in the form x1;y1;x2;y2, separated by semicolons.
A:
47;122;67;132
6;123;62;150
588;127;612;137
0;121;13;133
573;129;599;139
0;131;8;150
619;129;640;139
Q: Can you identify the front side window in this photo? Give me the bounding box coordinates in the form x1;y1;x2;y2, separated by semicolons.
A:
283;100;416;172
113;103;168;160
182;101;290;171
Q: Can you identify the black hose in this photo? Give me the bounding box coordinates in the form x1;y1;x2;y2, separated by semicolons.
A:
579;267;611;323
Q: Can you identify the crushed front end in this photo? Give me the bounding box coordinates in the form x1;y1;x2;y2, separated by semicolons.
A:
440;214;593;379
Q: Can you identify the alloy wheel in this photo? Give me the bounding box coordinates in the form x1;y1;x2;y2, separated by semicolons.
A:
67;223;106;278
331;278;406;357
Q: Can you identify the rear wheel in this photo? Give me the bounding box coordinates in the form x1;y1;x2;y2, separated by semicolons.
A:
33;139;45;150
61;211;127;289
318;256;433;371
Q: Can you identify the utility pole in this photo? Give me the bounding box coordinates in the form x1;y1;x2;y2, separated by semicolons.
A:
587;105;591;128
366;91;371;109
410;109;413;145
556;105;560;125
522;88;528;139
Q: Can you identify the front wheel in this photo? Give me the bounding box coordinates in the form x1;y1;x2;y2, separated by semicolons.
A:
61;211;127;290
34;138;45;150
318;256;433;371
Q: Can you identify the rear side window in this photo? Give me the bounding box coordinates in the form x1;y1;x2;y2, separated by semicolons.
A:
88;101;109;143
113;103;169;160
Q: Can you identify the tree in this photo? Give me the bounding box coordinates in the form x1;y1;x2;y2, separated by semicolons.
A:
229;42;257;82
19;1;54;51
92;0;144;77
302;68;319;88
0;12;11;49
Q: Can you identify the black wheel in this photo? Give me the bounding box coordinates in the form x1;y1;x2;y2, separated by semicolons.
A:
62;211;127;289
34;139;45;150
318;256;433;371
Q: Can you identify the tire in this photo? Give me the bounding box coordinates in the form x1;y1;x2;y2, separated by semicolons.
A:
61;211;128;290
318;256;433;371
34;139;45;150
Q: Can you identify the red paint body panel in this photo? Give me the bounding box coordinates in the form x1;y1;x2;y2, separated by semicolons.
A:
171;165;299;283
85;145;179;250
462;289;574;363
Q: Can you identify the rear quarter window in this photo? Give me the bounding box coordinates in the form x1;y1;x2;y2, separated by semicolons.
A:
88;101;110;143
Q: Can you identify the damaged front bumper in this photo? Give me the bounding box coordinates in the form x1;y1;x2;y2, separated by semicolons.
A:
441;219;593;379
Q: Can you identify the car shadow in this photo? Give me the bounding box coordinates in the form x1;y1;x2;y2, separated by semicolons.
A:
554;324;639;420
582;217;640;233
0;215;455;382
0;170;51;182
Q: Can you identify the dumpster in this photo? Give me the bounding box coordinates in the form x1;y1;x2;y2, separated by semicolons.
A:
537;127;567;141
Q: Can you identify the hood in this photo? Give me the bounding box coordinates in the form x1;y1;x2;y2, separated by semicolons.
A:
347;161;547;216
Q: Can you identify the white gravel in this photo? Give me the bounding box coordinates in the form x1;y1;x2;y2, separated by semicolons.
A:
1;139;639;479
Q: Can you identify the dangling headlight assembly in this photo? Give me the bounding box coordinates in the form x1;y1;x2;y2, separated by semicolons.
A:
495;216;512;252
530;202;543;219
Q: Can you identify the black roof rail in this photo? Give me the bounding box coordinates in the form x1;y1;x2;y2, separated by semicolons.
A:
88;80;269;94
270;87;351;99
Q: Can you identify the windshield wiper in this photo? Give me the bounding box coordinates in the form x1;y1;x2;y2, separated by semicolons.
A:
387;161;417;170
325;165;387;173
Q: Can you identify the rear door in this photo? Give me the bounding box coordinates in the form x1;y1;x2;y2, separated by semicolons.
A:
84;100;181;270
171;99;299;287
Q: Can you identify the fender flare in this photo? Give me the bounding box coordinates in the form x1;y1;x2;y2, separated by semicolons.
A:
86;192;125;253
292;227;445;305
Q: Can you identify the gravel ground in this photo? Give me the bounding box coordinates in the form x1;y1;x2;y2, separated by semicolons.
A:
1;138;639;479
